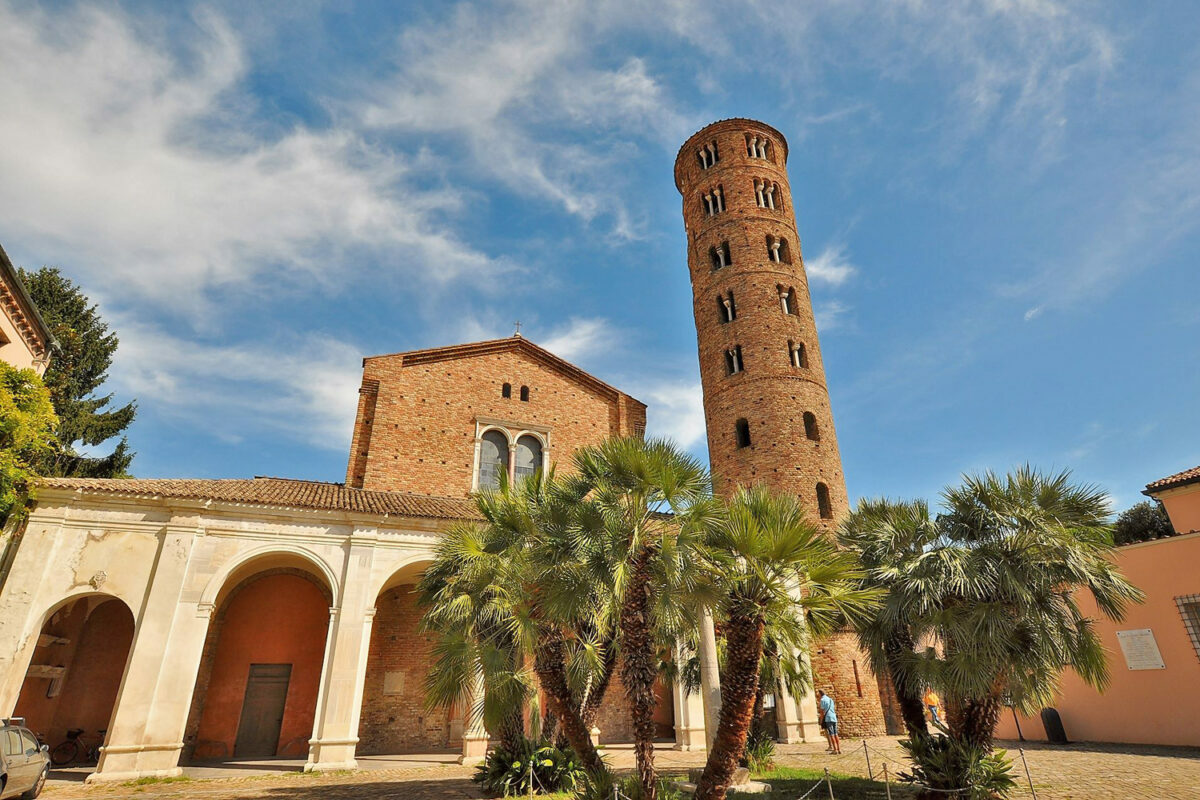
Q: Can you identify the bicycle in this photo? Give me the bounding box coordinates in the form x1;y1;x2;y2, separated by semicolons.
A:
49;728;104;766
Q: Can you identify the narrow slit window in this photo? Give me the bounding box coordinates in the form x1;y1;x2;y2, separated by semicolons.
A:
735;418;751;448
718;291;736;323
725;345;743;375
803;411;820;441
520;385;530;402
502;382;512;398
778;286;798;315
710;242;732;270
816;482;833;520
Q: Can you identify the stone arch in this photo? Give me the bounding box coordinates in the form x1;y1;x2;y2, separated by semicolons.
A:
185;554;336;763
12;593;135;761
359;557;458;755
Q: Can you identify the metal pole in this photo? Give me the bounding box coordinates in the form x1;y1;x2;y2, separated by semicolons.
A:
824;767;835;800
1019;747;1038;799
883;762;892;800
863;739;873;780
1012;707;1025;742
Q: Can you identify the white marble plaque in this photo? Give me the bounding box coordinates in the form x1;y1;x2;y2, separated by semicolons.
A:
1116;628;1165;670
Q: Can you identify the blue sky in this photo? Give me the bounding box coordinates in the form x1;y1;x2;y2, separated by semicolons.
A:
1;0;1197;511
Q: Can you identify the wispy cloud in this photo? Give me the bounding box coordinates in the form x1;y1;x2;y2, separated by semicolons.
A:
815;300;852;332
639;380;707;450
805;243;858;286
538;317;617;363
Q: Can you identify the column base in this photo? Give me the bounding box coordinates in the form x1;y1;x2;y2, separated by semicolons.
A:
777;719;824;744
305;737;358;772
86;742;184;782
589;727;601;747
459;733;489;765
673;726;707;751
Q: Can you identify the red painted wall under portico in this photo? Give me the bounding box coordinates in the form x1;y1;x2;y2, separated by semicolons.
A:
193;573;329;759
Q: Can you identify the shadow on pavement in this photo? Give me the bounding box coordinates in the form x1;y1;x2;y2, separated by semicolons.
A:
996;738;1200;760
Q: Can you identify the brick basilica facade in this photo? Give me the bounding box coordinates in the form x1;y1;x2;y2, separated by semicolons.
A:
0;118;882;784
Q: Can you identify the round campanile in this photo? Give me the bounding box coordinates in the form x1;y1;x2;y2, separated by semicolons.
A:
675;118;889;737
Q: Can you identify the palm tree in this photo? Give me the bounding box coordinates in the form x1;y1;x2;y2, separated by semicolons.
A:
570;437;714;800
692;485;881;800
839;497;940;738
926;467;1144;750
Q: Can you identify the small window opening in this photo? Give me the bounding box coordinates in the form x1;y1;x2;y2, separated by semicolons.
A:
502;382;512;398
803;411;821;441
767;235;791;264
816;482;833;520
735;418;751;448
745;134;771;160
852;660;864;697
702;185;725;217
778;286;798;315
697;140;719;170
520;385;530;402
725;345;743;375
789;341;808;369
718;291;736;323
754;179;778;210
709;241;732;270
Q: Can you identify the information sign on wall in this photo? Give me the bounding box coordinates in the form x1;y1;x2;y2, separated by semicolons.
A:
1116;628;1166;670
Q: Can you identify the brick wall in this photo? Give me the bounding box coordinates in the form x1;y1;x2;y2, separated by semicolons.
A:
810;632;888;737
358;585;454;754
676;119;885;737
346;340;646;496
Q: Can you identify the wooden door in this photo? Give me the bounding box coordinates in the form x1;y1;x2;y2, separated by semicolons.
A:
233;664;292;758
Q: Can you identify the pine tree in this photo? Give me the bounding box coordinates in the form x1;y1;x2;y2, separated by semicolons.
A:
18;267;136;477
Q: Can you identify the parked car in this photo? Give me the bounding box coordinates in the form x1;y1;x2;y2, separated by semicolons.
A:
0;720;49;799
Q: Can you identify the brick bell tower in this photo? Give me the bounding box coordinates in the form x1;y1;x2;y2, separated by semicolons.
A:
675;118;888;737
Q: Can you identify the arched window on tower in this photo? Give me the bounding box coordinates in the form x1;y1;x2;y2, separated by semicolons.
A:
767;235;792;264
735;418;751;448
514;435;543;483
478;430;509;491
520;385;530;402
718;291;736;323
745;134;772;161
697;140;719;170
789;340;808;369
725;345;743;375
754;179;779;210
778;286;798;315
816;482;833;520
502;382;512;398
803;412;821;441
702;185;725;217
710;242;732;270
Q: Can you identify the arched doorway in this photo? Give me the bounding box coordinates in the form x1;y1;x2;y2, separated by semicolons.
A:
357;561;458;755
13;596;134;759
184;567;332;762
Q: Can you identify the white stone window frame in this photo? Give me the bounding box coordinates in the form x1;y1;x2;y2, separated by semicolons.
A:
471;418;552;492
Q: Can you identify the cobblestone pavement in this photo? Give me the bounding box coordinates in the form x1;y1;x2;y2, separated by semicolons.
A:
40;737;1200;799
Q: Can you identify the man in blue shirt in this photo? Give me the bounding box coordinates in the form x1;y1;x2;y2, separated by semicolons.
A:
816;689;841;754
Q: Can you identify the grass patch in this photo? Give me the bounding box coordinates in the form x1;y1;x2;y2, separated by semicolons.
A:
753;765;919;798
123;775;192;786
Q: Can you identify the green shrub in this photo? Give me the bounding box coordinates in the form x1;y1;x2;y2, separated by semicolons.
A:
473;736;587;796
898;734;1016;799
741;728;777;772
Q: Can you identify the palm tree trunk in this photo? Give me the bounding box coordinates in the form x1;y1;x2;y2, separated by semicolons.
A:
950;694;1002;751
884;634;929;738
693;608;765;800
619;546;659;800
533;626;605;773
497;704;525;753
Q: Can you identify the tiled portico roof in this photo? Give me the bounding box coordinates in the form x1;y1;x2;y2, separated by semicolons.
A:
38;476;481;520
1144;465;1200;495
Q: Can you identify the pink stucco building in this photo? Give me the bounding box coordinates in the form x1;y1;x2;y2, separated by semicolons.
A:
995;464;1200;747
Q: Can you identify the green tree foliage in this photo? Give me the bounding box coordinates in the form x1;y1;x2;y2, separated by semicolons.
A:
1113;500;1175;545
18;267;136;477
0;363;58;525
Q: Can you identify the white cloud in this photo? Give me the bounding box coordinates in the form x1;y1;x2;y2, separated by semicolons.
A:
815;300;852;332
1023;306;1043;321
111;321;362;452
640;381;707;450
538;317;617;363
805;243;858;286
0;4;501;318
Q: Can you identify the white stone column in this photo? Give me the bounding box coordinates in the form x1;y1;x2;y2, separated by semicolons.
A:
90;521;205;782
697;606;721;750
305;528;378;772
672;646;707;751
459;671;488;764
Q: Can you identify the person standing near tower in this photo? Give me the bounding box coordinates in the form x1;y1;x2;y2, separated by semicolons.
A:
674;118;888;738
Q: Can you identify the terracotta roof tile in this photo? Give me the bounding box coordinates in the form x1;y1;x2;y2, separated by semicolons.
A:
38;476;481;521
1144;464;1200;494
